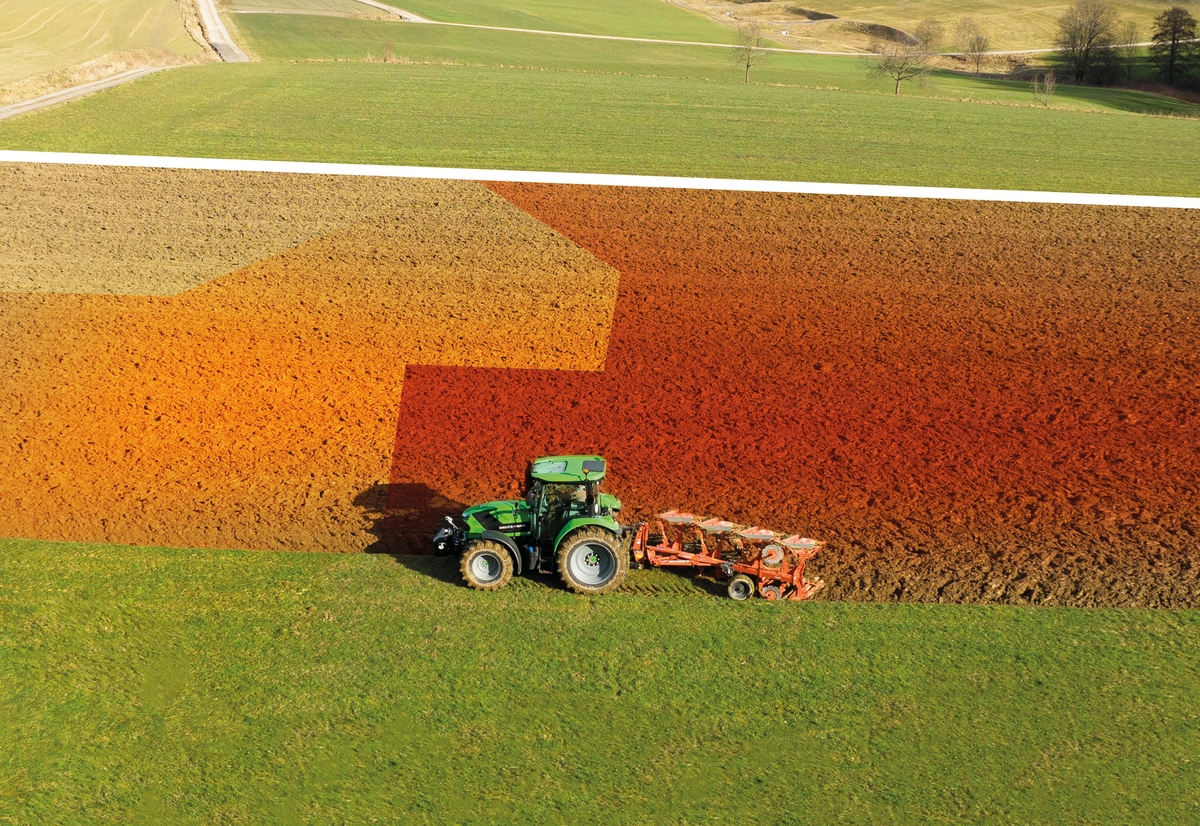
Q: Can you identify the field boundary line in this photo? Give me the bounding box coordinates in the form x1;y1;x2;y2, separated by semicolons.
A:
0;150;1196;209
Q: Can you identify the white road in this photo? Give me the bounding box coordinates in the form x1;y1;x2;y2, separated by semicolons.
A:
196;0;250;62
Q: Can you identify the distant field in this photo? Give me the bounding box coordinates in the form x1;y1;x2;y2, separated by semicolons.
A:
228;0;390;16
678;0;1173;51
244;14;1198;116
0;0;201;85
2;538;1198;823
2;59;1198;194
381;0;740;40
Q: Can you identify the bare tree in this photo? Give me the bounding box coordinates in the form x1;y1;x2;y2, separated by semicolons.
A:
1149;6;1199;86
1115;20;1139;82
867;39;934;95
914;18;945;51
954;17;991;75
1032;69;1057;106
1055;0;1118;82
731;22;769;84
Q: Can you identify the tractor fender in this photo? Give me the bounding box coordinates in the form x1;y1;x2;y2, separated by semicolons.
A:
552;518;621;554
479;531;523;575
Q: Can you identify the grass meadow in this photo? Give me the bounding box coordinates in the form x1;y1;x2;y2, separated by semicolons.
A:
2;57;1197;195
356;0;741;40
1;11;1197;193
2;538;1198;824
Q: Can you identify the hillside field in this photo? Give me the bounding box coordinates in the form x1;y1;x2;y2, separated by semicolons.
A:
2;10;1197;194
0;0;203;98
680;0;1179;52
2;537;1198;824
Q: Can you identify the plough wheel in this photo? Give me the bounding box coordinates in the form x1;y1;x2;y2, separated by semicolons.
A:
761;584;783;601
557;527;629;595
727;575;755;601
460;540;514;591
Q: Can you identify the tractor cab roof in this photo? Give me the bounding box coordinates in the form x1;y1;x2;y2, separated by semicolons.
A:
530;455;606;484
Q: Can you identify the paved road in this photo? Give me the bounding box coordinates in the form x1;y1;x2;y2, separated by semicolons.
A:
0;67;178;122
196;0;249;62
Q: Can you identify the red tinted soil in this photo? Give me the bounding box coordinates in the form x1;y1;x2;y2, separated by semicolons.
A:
386;185;1200;607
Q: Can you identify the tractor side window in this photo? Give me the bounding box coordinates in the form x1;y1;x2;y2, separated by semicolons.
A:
526;482;542;509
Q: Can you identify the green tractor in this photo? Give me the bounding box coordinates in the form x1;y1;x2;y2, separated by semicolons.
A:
432;455;630;594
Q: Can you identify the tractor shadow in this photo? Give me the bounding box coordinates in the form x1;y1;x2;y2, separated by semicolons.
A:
353;482;467;585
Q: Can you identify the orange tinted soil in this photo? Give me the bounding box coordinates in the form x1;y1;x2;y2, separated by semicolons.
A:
0;176;617;552
386;184;1200;607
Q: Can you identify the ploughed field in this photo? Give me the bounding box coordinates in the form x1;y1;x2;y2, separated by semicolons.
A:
2;164;1197;607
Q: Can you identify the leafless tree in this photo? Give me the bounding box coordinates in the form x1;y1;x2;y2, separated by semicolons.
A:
1032;69;1057;106
1055;0;1118;82
1115;21;1139;82
914;18;945;51
954;17;991;75
1149;6;1199;86
867;39;934;95
731;22;769;84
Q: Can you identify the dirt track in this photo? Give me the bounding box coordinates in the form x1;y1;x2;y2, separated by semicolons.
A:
387;184;1200;607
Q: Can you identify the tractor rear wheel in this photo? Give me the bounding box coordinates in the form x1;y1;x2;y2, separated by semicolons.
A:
460;540;514;591
557;527;629;595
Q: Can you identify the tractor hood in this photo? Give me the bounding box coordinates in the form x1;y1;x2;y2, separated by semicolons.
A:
463;500;524;519
461;499;532;534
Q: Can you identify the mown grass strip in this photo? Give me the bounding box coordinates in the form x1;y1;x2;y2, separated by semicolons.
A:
1;537;1198;824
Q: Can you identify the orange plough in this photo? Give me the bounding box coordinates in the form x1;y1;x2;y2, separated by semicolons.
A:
629;511;825;601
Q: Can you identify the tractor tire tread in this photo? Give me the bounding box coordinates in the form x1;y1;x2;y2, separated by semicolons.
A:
460;539;515;591
556;526;630;596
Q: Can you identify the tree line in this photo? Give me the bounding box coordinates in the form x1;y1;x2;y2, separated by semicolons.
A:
853;2;1200;95
1057;1;1198;87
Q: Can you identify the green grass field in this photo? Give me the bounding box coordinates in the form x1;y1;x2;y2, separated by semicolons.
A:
2;537;1198;823
244;14;1197;116
374;0;740;41
2;58;1197;194
0;0;201;85
2;13;1196;194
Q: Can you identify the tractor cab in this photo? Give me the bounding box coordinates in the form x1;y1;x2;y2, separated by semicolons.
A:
524;456;620;543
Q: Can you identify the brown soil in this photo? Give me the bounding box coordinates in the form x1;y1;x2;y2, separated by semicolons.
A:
0;170;617;552
385;184;1200;608
0;164;483;295
4;167;1198;607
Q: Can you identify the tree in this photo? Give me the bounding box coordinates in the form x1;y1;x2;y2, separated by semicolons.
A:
867;39;934;95
914;18;945;51
731;22;769;84
1115;20;1140;82
1055;0;1118;82
1149;6;1199;86
954;17;991;75
1032;69;1057;106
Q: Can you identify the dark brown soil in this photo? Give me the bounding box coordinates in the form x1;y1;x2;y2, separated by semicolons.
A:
384;184;1200;608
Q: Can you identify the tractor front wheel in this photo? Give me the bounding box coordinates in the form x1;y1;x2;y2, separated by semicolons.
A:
460;540;514;591
557;527;629;595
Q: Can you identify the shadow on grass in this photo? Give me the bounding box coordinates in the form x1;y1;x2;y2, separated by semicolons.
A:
944;71;1200;116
